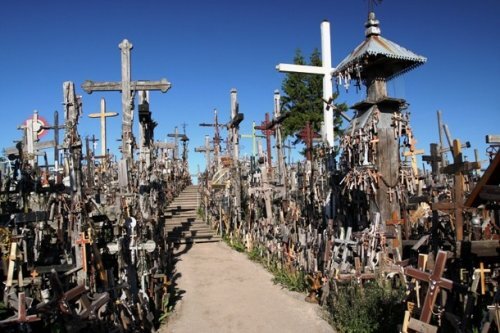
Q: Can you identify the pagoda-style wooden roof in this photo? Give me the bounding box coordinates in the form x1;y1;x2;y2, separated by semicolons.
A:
334;12;426;81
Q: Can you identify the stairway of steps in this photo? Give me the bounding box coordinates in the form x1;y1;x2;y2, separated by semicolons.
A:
165;185;221;244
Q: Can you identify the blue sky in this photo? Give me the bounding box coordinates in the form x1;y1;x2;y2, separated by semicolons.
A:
1;0;499;179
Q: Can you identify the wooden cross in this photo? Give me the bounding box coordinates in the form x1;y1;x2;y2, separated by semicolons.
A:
194;135;214;174
254;112;275;169
200;109;224;169
415;254;428;308
0;292;40;325
474;262;491;295
404;250;453;323
88;98;118;160
82;39;171;161
432;139;481;241
277;21;335;147
296;122;321;161
422;143;442;178
354;256;375;284
75;232;92;272
240;121;265;156
167;126;181;160
227;88;244;162
386;210;405;251
403;148;424;178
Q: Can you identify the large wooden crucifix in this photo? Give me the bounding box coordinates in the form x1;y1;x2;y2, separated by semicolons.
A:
432;139;481;241
88;98;118;160
82;39;171;162
404;250;453;324
277;21;335;148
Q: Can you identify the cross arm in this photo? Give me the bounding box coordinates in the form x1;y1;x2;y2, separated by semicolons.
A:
88;112;118;118
195;147;214;153
227;113;244;129
276;64;333;75
404;267;430;282
82;79;171;94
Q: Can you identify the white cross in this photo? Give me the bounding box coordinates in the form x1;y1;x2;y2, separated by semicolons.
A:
88;98;118;158
276;21;335;148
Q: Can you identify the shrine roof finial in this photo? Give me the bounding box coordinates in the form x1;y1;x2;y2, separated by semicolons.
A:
365;11;381;37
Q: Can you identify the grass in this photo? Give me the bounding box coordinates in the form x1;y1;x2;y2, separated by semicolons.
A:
225;236;307;292
326;281;405;333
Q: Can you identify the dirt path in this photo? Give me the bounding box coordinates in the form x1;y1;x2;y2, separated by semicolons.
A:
160;242;334;333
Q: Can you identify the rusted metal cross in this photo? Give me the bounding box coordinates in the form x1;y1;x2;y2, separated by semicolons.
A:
404;250;453;323
296;122;321;161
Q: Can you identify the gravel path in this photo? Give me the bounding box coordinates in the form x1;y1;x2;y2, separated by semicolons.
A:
160;242;334;333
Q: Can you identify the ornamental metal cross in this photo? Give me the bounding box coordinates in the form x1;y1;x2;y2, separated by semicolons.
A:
82;39;171;161
277;21;335;147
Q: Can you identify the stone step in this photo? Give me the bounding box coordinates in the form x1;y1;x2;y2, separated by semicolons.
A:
167;235;221;244
165;221;209;228
164;186;218;245
166;225;213;232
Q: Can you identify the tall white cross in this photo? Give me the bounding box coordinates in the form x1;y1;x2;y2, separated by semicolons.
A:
88;98;118;158
276;20;335;148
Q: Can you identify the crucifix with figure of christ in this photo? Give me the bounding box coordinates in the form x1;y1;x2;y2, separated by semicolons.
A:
82;39;171;162
277;21;335;148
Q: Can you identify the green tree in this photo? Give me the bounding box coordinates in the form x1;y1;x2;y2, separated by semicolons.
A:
281;48;346;141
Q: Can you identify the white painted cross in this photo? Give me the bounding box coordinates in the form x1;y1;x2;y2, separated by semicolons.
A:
88;98;118;158
276;21;335;148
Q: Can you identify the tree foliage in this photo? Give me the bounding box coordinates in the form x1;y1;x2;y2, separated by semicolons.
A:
280;48;346;141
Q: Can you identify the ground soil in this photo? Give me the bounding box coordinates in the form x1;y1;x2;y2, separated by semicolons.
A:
160;242;335;333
